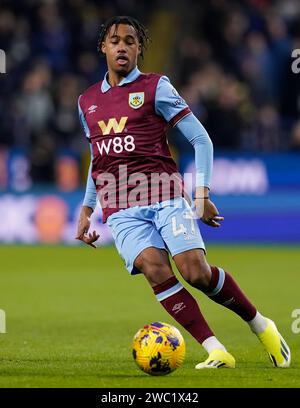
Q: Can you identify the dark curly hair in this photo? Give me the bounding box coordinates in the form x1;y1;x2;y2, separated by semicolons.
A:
97;16;150;59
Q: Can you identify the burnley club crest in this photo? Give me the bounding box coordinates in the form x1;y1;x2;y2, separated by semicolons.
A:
129;92;144;109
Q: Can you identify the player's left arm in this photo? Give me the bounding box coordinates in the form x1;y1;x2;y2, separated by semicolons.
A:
155;76;224;227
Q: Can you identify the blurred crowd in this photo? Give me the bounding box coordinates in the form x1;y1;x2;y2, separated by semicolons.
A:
0;0;300;187
0;0;156;184
173;0;300;152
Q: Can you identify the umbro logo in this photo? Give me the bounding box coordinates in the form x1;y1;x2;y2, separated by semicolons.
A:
172;302;186;314
88;105;98;114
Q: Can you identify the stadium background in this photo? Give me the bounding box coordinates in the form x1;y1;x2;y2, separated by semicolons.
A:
1;0;300;245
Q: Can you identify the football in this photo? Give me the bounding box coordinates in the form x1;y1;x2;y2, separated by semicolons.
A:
132;321;186;376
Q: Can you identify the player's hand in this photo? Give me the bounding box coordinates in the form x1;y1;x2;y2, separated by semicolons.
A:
196;198;224;228
76;206;100;248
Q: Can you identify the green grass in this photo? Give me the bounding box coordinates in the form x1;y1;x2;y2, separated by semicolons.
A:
0;245;299;388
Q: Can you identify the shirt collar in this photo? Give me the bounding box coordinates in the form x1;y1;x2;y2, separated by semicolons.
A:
101;66;141;93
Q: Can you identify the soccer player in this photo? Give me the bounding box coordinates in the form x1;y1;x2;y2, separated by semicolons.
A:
76;16;291;368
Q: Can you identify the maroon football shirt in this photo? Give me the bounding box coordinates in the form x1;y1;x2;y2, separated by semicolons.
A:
79;72;190;222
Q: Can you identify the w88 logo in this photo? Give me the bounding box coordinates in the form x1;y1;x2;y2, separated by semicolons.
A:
96;135;135;155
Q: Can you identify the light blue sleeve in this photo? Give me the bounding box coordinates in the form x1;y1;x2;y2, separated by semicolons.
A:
78;96;97;209
83;145;97;209
175;113;213;189
78;96;90;138
155;76;191;124
83;151;97;210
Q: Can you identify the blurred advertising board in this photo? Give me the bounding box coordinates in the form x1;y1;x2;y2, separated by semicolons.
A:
182;152;300;243
0;151;299;244
0;192;112;245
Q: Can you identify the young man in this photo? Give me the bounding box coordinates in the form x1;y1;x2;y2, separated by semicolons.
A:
76;16;291;369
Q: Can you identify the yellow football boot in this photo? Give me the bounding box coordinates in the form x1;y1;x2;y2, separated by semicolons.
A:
257;318;291;368
195;349;236;369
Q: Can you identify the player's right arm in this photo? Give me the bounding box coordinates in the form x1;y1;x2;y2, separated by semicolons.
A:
76;96;100;248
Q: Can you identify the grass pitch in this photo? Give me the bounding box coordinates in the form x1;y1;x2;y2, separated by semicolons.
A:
0;245;299;388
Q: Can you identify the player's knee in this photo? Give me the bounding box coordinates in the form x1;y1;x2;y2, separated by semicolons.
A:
182;266;211;289
177;254;211;290
143;263;173;286
134;253;172;286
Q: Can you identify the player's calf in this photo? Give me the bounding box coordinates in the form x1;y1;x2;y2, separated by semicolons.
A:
153;275;215;344
203;266;258;321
